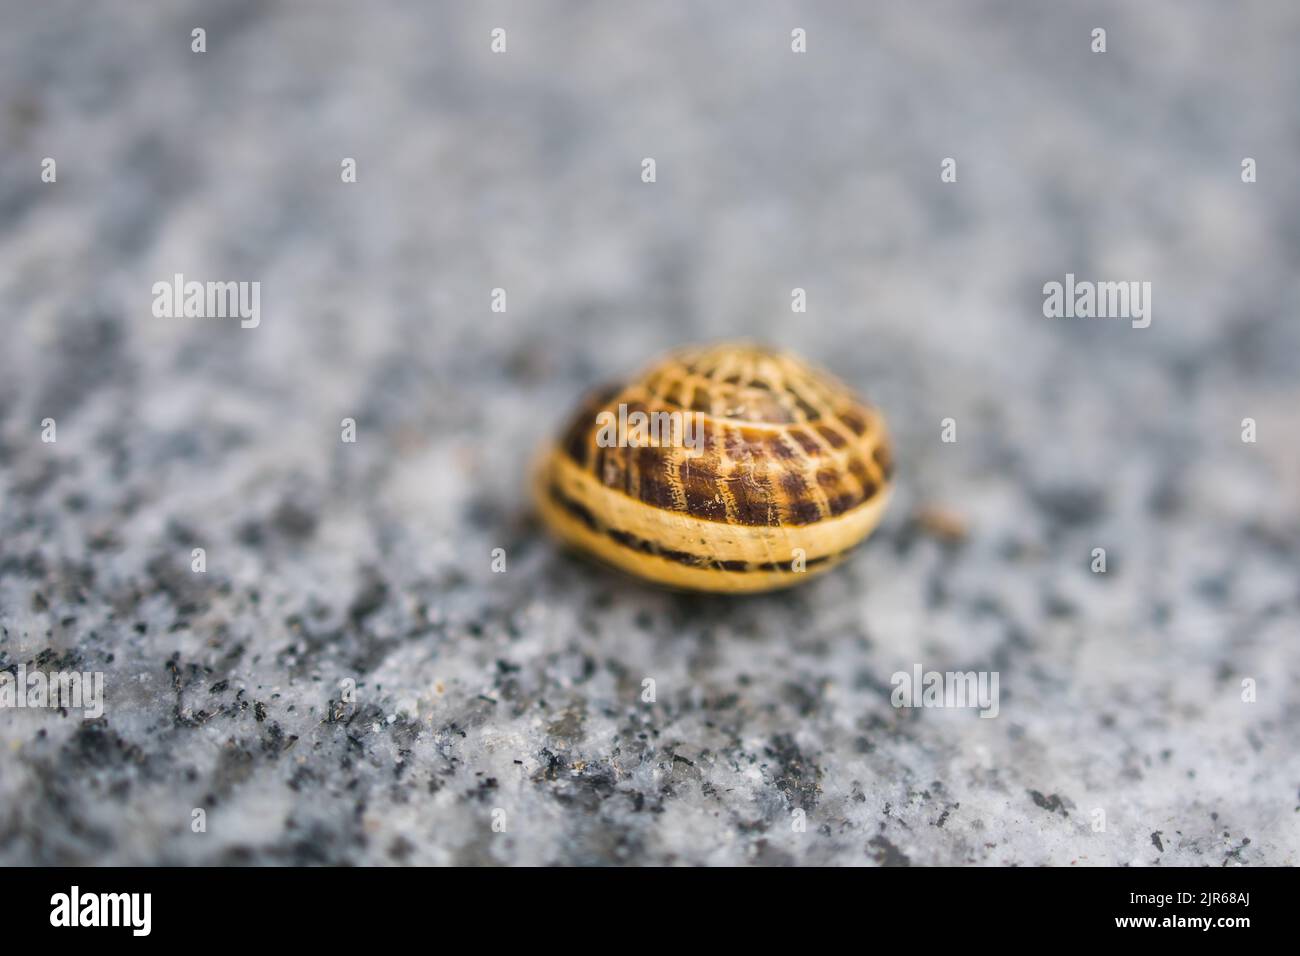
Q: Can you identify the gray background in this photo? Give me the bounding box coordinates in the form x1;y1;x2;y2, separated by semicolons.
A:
1;0;1297;865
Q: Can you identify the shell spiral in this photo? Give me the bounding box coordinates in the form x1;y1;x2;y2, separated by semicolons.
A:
534;343;894;592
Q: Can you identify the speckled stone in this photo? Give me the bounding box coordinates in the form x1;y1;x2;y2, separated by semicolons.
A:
1;0;1298;866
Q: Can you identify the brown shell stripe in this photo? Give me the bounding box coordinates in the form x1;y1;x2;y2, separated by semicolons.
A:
558;393;891;528
543;477;849;574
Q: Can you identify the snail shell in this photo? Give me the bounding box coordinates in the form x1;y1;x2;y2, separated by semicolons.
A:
534;342;893;593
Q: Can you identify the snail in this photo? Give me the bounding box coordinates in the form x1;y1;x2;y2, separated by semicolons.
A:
534;342;893;593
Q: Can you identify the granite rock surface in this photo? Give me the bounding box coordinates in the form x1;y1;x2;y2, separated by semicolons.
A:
0;0;1297;865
